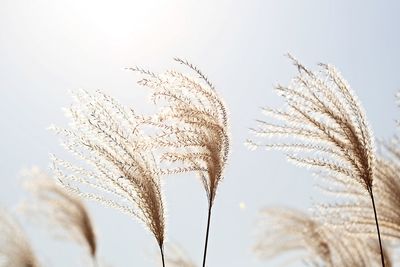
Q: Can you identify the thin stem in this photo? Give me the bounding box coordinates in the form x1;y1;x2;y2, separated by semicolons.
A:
202;202;212;267
370;189;385;267
160;244;166;267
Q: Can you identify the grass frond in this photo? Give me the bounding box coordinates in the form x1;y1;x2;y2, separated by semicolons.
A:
21;167;97;258
51;89;166;249
129;60;230;267
0;208;40;267
250;56;375;192
254;207;391;267
249;56;386;266
129;60;230;207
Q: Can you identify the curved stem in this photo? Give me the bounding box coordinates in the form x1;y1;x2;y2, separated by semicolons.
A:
160;244;166;267
370;189;385;267
202;202;212;267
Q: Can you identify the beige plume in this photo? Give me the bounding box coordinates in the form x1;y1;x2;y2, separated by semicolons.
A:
51;90;166;265
21;167;97;261
129;59;230;267
247;56;386;266
254;208;391;267
0;208;40;267
129;59;229;207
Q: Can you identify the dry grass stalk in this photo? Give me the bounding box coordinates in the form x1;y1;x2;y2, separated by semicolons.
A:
129;59;230;267
247;56;385;266
21;167;97;263
50;90;166;266
0;208;40;267
254;208;391;267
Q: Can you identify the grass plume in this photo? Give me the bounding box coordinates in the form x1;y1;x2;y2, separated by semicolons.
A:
254;207;391;267
21;167;97;265
0;208;40;267
248;55;384;265
129;59;230;267
51;90;166;266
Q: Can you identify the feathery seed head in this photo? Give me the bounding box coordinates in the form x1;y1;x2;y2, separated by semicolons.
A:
254;207;390;267
249;56;375;191
51;90;166;247
21;167;97;257
130;59;230;207
0;209;40;267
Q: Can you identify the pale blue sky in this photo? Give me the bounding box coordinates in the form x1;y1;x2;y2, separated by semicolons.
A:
0;0;399;266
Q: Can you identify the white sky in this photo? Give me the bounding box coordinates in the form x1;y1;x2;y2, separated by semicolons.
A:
0;0;399;266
